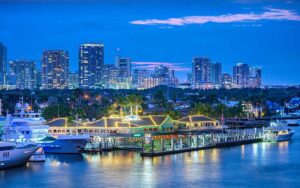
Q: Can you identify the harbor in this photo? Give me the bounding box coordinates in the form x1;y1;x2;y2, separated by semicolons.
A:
1;126;300;187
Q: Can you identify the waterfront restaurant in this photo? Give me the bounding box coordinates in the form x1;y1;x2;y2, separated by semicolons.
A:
173;115;221;132
47;115;175;138
47;114;221;136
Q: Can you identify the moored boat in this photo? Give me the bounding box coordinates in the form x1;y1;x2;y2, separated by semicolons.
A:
263;121;295;142
3;100;90;154
0;142;38;170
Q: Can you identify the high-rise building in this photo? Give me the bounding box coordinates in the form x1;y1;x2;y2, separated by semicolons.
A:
221;73;233;89
115;56;131;77
35;70;42;89
133;69;150;89
79;43;104;88
100;64;115;88
186;73;192;84
211;62;222;85
0;42;7;86
233;63;249;88
192;57;212;89
68;72;79;89
8;60;36;89
42;50;69;89
248;66;262;88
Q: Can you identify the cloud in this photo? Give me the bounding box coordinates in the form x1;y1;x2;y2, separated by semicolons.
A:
132;61;191;71
130;8;300;26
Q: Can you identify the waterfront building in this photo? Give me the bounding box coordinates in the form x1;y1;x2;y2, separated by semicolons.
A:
46;114;220;138
42;50;69;89
233;63;249;88
192;57;213;89
0;42;7;86
47;115;175;137
174;115;220;131
79;43;104;88
8;60;36;89
248;66;262;88
132;69;150;89
68;72;79;89
221;73;233;89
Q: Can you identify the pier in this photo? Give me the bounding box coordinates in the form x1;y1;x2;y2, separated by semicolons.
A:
141;130;263;157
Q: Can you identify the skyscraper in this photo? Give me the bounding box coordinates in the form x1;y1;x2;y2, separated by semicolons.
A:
115;56;131;77
79;43;104;88
249;66;262;88
133;69;150;89
42;50;69;89
233;63;249;88
221;73;233;89
68;72;79;89
0;42;7;86
192;57;212;89
211;62;222;85
9;60;36;89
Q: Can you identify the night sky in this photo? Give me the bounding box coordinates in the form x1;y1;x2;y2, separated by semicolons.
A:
1;0;300;84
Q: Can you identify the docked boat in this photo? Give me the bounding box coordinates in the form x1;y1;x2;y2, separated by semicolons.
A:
286;119;299;126
29;147;45;162
0;142;38;170
263;121;295;142
2;100;90;154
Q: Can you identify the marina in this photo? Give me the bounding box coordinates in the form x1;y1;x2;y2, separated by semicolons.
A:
1;126;299;187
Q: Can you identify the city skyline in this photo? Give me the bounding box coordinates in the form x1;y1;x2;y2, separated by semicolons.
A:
1;0;300;84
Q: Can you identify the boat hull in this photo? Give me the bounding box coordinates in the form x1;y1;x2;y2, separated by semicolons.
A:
0;144;38;170
276;132;294;142
41;138;89;154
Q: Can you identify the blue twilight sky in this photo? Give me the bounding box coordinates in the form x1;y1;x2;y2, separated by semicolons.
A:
1;0;300;84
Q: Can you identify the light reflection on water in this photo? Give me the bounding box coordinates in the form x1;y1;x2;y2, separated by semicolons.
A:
0;127;300;187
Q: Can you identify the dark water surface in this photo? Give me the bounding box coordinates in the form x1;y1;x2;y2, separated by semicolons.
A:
1;127;300;188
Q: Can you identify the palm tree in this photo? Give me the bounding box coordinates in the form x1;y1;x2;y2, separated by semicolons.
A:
133;95;143;116
126;95;136;116
190;103;212;117
116;96;126;117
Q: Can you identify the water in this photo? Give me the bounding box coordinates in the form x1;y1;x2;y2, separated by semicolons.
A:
1;127;300;188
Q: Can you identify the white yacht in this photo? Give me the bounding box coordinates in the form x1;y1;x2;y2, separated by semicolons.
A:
263;121;295;142
2;101;90;154
0;142;38;170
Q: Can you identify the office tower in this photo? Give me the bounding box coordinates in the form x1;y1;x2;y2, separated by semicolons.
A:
249;66;262;88
211;62;222;85
35;70;42;89
233;63;249;88
115;56;131;77
79;43;104;88
192;57;212;89
133;69;150;89
154;65;169;78
143;65;178;89
0;42;7;85
8;60;36;89
42;50;69;89
68;72;79;89
108;66;132;89
186;73;192;84
99;64;114;88
221;73;233;89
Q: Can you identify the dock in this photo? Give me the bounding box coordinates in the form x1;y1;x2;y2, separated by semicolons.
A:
141;130;263;157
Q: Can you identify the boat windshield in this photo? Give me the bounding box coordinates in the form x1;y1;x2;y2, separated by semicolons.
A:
40;136;56;142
